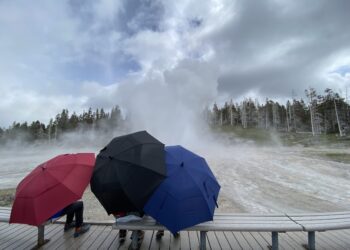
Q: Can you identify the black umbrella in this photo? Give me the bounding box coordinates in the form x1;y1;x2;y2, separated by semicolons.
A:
90;131;166;214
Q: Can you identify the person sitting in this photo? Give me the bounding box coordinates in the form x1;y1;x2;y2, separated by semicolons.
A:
155;230;180;240
113;211;145;243
52;201;91;238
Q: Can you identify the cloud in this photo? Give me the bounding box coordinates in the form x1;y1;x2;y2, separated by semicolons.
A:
205;0;350;99
0;82;87;126
1;0;350;127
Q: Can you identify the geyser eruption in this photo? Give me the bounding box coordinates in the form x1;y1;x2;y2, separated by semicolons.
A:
116;60;219;146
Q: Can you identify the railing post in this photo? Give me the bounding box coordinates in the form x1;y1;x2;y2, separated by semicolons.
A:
271;232;279;250
308;231;315;250
200;231;207;250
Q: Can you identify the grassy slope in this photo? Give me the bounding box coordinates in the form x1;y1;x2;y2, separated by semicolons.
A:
213;125;350;164
0;188;15;207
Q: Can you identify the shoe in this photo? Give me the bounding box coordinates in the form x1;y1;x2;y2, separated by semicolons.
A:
156;230;164;240
64;221;75;232
119;230;127;243
73;223;91;238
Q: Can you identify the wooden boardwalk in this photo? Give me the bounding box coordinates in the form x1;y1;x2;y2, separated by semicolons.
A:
1;222;350;249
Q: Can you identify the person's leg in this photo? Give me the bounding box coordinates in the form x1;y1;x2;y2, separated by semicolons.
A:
156;230;164;239
62;203;75;225
63;201;90;238
62;203;76;231
72;201;83;228
119;230;127;243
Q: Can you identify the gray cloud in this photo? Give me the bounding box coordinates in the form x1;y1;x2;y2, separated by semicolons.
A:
1;0;350;127
209;0;350;98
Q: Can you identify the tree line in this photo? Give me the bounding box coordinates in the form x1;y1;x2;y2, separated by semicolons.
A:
1;88;349;144
0;106;124;143
206;88;350;136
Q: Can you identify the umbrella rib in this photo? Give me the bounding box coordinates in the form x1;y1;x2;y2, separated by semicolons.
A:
185;157;218;182
108;142;164;158
182;167;213;218
115;158;166;176
20;165;76;198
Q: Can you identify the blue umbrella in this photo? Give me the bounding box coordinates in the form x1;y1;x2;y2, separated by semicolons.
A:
143;145;221;234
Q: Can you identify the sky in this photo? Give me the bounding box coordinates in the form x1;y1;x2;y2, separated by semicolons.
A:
1;0;350;128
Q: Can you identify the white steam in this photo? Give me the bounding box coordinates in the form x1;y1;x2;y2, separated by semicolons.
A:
116;59;219;146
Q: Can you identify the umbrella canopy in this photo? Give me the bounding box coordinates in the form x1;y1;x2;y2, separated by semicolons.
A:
143;145;221;234
10;153;95;226
90;131;166;214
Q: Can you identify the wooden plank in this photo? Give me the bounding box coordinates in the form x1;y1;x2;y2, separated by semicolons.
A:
169;231;181;250
214;231;232;250
118;230;136;250
180;231;191;250
74;225;101;249
0;224;28;246
22;224;62;250
41;224;65;250
241;232;263;249
213;216;292;221
301;222;350;231
330;229;350;247
215;213;287;217
0;207;11;210
188;231;199;249
56;224;98;250
0;223;9;232
317;231;345;250
148;230;163;249
108;229;129;250
279;232;302;249
98;228;118;249
44;224;71;250
249;232;270;249
256;232;273;249
289;214;350;221
159;230;171;250
258;232;284;250
223;231;242;249
233;232;252;250
0;224;36;249
139;230;154;250
86;226;111;250
321;230;349;249
292;218;350;224
283;232;305;249
287;211;350;216
206;231;221;250
7;225;39;250
158;221;300;232
80;225;106;249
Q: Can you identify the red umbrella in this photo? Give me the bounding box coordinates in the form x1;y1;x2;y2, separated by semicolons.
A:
10;153;95;226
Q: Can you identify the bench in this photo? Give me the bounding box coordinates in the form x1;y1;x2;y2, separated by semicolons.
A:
2;206;350;250
287;211;350;250
0;206;62;249
113;213;303;250
113;212;350;250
